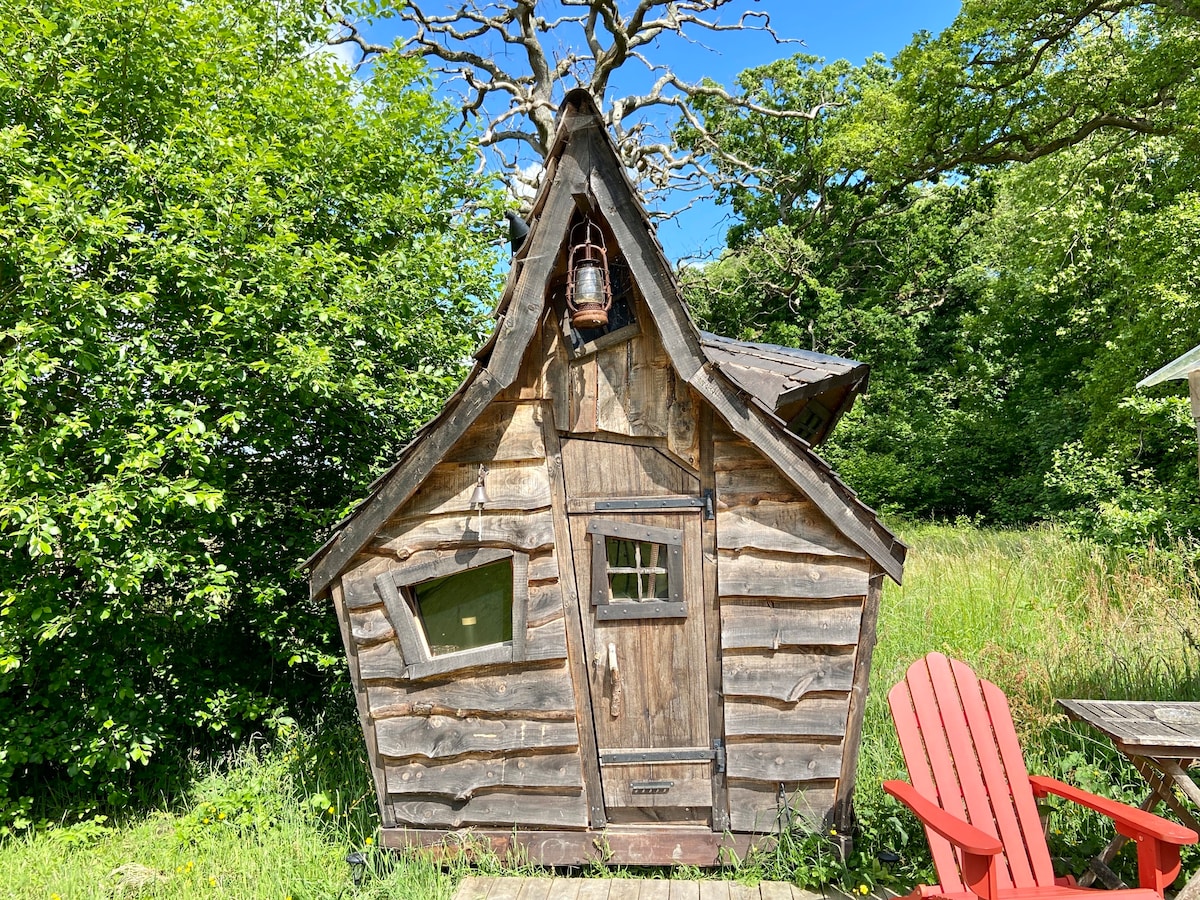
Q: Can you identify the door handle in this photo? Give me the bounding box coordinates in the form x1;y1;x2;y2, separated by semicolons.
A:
608;642;623;718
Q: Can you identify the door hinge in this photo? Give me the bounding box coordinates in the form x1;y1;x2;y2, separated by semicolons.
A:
703;488;715;520
713;738;726;774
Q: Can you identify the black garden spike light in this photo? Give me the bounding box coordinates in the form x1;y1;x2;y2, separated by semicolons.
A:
345;850;367;890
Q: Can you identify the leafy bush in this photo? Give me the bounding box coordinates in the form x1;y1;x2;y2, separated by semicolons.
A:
0;0;501;829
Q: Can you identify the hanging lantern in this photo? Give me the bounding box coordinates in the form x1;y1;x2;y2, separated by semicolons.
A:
566;218;612;329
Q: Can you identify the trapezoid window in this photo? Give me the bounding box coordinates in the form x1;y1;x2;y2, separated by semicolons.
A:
588;519;685;620
410;558;513;656
374;547;529;679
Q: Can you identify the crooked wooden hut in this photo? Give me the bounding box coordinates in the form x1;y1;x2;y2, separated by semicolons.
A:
305;90;906;866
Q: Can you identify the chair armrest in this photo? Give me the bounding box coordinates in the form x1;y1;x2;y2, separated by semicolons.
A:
1029;776;1197;844
884;780;1004;856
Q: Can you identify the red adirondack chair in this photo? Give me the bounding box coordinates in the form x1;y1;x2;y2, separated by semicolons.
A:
884;652;1197;900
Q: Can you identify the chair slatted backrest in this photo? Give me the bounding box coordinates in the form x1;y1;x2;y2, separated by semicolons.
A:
888;652;1057;894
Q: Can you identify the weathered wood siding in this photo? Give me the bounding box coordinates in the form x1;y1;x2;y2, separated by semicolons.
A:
714;433;870;833
551;299;700;471
334;319;588;830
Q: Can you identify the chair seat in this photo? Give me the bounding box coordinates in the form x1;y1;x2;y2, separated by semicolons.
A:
910;886;1163;900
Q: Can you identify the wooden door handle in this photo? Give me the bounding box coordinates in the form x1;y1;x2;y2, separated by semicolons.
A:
608;642;623;718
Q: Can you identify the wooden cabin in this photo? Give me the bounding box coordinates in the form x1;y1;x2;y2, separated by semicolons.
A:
305;89;906;866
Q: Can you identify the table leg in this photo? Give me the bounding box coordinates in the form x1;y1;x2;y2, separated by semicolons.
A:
1136;758;1200;834
1077;794;1160;890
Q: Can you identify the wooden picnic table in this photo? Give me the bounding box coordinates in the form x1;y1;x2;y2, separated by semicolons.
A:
1057;699;1200;888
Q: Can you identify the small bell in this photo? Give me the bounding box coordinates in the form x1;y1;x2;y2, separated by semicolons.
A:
469;464;489;510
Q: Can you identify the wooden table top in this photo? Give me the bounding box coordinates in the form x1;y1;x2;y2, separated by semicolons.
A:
1058;698;1200;758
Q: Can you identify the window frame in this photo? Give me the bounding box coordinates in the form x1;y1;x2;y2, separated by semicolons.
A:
375;547;528;679
587;518;686;620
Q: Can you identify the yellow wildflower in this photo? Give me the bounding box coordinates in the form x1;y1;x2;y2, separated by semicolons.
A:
218;812;226;820
365;837;374;846
209;876;217;887
327;805;335;814
859;886;869;895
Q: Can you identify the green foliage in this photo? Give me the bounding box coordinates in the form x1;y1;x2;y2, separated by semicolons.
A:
680;3;1200;543
0;0;502;829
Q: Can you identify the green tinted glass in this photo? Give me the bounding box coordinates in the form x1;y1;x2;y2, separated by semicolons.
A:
411;559;513;656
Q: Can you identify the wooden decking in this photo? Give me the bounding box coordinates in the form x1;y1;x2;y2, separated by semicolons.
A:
453;876;842;900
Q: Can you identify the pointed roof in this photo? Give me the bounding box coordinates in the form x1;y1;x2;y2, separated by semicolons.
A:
306;89;904;597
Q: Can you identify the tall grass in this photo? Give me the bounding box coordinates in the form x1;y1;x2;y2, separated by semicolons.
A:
852;523;1200;887
3;524;1199;897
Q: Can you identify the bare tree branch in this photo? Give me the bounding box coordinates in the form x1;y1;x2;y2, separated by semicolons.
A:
324;0;810;209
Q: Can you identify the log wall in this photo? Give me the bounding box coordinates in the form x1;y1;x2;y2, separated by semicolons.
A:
714;432;871;834
335;321;588;830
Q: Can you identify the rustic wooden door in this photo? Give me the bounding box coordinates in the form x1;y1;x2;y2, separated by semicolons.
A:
559;441;710;830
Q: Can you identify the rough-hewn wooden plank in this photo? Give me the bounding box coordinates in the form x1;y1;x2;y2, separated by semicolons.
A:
525;616;568;661
375;511;555;557
560;438;697;498
367;668;576;720
599;761;713;809
343;567;386;610
699;404;730;832
554;879;585;900
384;825;762;865
727;883;760;900
454;876;495;900
357;639;405;681
332;583;394;827
542;313;571;431
722;649;856;702
726;780;838;833
666;382;700;471
638;880;671;900
527;582;564;627
724;696;851;739
486;878;524;900
528;552;559;584
835;569;882;832
569;356;598;433
575;878;613;900
350;607;394;645
698;881;730;900
692;366;903;584
447;401;546;464
517;878;554;900
726;741;844;782
385;751;583;798
376;715;579;759
595;338;635;437
496;325;544;402
720;600;862;650
717;499;865;559
607;882;640;900
718;551;870;600
390;789;588;829
541;411;607;827
669;880;700;900
759;882;792;900
402;461;551;518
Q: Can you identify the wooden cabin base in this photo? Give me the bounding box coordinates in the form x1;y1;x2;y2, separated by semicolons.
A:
382;826;769;866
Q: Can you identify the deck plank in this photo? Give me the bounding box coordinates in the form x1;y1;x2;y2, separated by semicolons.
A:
575;880;614;900
485;877;526;900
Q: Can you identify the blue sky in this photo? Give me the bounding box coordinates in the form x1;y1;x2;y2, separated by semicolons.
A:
356;2;963;261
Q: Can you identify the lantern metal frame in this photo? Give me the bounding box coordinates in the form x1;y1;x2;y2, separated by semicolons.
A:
566;217;613;329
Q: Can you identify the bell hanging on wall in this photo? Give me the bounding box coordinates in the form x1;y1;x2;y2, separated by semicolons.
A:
566;218;612;329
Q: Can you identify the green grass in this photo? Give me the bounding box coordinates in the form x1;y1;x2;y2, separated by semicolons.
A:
3;524;1199;898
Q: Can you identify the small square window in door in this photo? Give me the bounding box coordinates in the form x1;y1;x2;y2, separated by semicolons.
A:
588;519;685;619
